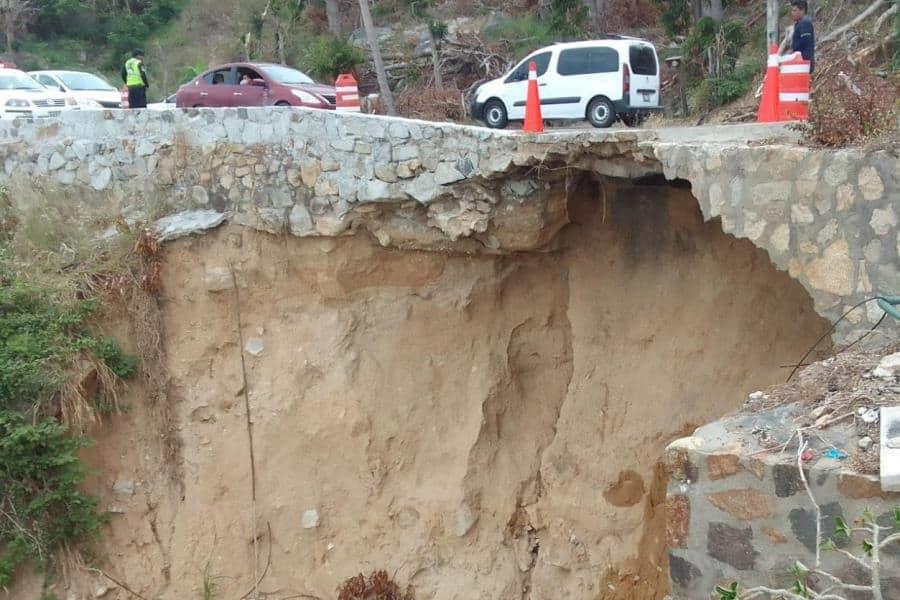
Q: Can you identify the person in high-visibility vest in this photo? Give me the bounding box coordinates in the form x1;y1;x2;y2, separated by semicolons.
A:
121;49;149;109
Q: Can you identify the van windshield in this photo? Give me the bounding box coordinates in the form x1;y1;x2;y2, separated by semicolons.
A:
629;45;657;76
506;52;552;82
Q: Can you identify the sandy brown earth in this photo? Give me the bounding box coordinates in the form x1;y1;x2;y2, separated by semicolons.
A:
9;180;830;600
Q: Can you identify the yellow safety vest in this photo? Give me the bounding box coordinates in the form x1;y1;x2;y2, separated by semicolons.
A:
125;58;144;88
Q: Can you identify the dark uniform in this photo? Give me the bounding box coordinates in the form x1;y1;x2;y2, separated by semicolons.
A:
791;15;815;73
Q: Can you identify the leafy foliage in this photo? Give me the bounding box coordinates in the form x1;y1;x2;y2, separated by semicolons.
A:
300;35;365;80
0;270;136;586
653;0;692;37
489;0;588;56
0;412;103;587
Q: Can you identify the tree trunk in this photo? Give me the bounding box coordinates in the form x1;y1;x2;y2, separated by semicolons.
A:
324;0;341;34
358;0;396;115
766;0;780;47
4;20;14;54
428;29;443;90
691;0;702;23
276;29;286;65
703;0;723;21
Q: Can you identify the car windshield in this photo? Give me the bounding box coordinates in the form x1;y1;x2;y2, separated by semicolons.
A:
0;72;43;90
260;65;314;85
58;72;116;91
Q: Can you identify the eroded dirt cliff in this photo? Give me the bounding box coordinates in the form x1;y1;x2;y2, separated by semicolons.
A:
30;179;829;600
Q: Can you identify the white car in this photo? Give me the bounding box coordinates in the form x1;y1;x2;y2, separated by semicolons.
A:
29;70;120;109
147;93;176;111
471;37;661;129
0;68;78;120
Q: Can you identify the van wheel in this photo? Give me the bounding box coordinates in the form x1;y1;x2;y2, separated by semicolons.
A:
587;97;616;128
483;99;508;129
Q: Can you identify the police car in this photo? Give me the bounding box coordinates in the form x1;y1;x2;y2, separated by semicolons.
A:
0;64;78;120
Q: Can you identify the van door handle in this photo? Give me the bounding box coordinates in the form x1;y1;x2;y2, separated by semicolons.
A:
539;83;547;87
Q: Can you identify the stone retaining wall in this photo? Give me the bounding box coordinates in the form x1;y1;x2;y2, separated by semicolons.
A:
666;403;900;599
0;108;896;344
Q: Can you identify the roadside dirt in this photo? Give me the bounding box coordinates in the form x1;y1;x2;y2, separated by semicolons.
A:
10;179;830;600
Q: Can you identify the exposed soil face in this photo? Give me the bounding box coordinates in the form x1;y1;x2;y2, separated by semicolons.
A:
21;180;828;600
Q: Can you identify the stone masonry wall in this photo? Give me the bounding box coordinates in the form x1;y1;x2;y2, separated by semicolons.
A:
0;108;896;344
666;403;900;599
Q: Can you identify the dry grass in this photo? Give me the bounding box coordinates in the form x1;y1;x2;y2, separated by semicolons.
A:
337;570;415;600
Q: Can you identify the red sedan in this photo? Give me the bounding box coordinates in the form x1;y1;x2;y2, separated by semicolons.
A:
176;63;336;109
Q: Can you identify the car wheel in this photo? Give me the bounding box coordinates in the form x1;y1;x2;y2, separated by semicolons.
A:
483;99;508;129
275;101;291;107
587;97;616;128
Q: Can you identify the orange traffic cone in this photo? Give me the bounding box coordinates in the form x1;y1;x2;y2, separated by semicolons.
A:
757;44;780;123
523;61;543;133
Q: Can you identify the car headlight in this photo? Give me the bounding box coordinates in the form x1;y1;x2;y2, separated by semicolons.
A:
290;89;322;104
5;99;30;108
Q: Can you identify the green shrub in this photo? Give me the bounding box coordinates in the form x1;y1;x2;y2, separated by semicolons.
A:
0;269;136;586
300;35;365;80
0;412;104;587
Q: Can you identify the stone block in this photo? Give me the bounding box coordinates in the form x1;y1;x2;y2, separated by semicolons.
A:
666;495;690;548
870;206;897;236
762;527;788;545
708;489;774;520
789;501;846;553
858;166;885;201
668;553;702;589
666;445;698;483
706;454;742;481
804;238;854;296
707;522;758;570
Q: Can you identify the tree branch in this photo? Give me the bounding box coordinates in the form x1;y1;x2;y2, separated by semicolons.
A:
821;0;887;42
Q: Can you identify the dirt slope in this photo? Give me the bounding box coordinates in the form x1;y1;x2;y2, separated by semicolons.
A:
19;179;828;600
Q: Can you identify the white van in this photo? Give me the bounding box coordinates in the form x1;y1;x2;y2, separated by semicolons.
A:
471;37;661;129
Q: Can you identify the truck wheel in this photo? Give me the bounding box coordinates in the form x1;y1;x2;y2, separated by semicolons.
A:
483;99;508;129
587;97;616;128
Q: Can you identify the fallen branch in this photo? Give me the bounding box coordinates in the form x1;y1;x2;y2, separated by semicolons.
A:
874;4;898;32
85;568;150;600
821;0;887;43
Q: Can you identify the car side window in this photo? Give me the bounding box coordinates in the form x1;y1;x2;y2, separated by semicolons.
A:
557;47;619;76
203;69;235;85
38;75;58;88
505;51;552;83
236;68;263;85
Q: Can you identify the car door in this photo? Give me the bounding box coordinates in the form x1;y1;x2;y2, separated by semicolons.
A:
504;51;552;121
627;44;660;109
233;67;267;106
552;46;621;119
190;67;237;107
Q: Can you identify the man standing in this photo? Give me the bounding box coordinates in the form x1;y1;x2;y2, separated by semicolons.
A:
122;49;149;109
790;0;815;73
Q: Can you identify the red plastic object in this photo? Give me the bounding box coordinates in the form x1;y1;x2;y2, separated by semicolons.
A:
757;45;780;123
523;61;543;134
335;73;361;113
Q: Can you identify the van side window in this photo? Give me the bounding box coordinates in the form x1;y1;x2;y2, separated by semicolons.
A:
557;47;619;76
629;45;658;75
505;52;552;83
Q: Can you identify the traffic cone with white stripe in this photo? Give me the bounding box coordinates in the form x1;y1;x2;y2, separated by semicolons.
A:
335;73;361;112
777;52;810;121
756;44;780;123
523;61;543;134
